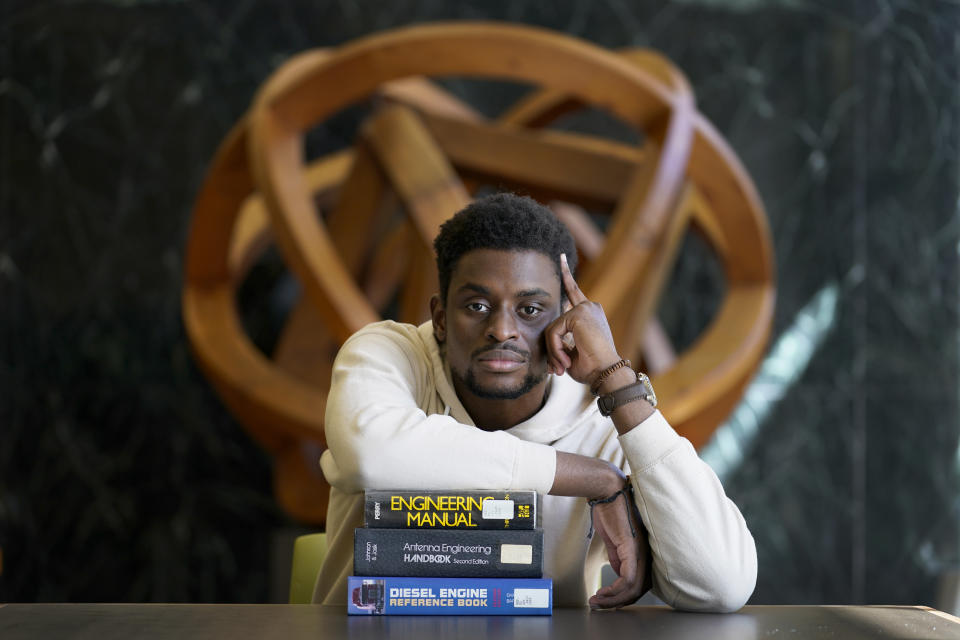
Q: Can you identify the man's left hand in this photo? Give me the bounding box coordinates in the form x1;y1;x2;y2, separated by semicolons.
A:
544;253;623;385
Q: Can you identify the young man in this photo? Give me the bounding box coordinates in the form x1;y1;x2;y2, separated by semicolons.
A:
314;193;757;611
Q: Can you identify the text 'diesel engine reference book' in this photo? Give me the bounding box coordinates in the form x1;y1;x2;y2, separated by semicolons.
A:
363;489;538;529
353;528;544;578
347;576;553;615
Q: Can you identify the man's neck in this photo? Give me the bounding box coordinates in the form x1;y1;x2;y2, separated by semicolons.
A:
455;379;551;432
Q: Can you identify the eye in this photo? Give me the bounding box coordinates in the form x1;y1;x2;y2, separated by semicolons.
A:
519;305;542;318
466;302;489;313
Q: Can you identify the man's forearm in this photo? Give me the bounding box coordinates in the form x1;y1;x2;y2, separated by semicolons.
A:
549;451;625;499
595;366;656;436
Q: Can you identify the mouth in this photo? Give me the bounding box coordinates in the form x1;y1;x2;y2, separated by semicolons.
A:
476;349;526;373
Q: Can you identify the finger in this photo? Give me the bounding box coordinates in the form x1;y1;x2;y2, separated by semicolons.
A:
589;577;642;610
560;253;588;305
544;319;573;370
547;338;572;371
590;559;641;606
607;553;622;577
549;357;566;376
590;590;640;610
548;348;568;375
611;543;638;586
600;535;621;574
592;580;631;604
592;580;634;600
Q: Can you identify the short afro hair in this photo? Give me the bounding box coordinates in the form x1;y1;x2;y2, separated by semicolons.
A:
433;193;578;303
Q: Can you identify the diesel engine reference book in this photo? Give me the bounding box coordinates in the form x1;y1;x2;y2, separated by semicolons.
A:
347;576;553;615
363;489;537;529
354;528;543;578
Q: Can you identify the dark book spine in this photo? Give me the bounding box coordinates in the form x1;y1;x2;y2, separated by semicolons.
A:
363;490;537;530
354;528;544;578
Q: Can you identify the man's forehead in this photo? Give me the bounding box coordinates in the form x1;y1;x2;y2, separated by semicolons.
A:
456;282;554;298
449;249;561;295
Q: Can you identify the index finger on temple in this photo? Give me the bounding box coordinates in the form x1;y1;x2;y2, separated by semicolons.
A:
560;253;587;305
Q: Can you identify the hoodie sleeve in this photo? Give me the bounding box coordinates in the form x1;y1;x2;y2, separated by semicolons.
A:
319;324;557;495
619;411;758;612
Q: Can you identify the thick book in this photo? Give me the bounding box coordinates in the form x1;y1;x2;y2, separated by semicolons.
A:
364;489;538;529
347;576;553;615
354;528;544;578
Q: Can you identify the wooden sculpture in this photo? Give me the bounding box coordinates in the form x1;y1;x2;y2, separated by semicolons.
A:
182;23;775;527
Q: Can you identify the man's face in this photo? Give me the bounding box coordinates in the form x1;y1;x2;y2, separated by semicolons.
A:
432;248;563;401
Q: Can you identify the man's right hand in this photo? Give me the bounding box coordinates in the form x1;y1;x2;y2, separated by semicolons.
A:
588;487;653;610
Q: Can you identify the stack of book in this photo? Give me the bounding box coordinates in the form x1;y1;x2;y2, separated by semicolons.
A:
347;489;552;615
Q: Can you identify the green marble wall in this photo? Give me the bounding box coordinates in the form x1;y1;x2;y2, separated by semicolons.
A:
2;0;958;605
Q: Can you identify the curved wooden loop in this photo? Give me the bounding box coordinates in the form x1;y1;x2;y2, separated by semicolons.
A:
575;83;694;354
501;47;772;284
498;47;775;446
183;122;352;448
248;23;697;346
183;27;777;527
184;122;353;524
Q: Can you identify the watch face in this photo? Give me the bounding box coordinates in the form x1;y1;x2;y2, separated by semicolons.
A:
639;373;658;408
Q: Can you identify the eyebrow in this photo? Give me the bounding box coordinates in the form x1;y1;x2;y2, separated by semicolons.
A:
516;288;553;299
456;283;553;299
458;283;491;296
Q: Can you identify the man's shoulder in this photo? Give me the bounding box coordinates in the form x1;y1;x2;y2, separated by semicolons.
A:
347;319;427;342
340;320;437;360
332;319;451;412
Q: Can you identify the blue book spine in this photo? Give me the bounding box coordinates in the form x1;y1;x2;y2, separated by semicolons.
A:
347;576;553;615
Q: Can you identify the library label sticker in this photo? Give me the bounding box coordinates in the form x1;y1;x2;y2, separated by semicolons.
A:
482;499;515;520
513;588;550;608
501;544;533;564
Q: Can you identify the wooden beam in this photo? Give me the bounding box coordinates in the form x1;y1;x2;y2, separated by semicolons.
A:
420;111;641;207
363;103;472;323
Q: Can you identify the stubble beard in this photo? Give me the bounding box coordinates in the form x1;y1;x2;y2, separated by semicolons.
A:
439;340;548;401
458;366;547;400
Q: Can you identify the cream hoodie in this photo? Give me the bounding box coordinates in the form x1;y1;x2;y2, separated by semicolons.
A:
314;321;757;611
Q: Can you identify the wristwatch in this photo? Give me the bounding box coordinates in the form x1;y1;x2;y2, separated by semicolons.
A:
596;371;657;417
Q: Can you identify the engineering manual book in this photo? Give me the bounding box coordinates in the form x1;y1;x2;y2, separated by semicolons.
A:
364;489;538;529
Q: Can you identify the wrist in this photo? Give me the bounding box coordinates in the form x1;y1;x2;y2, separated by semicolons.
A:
596;366;638;396
550;452;626;499
589;356;630;394
595;368;658;432
595;462;627;500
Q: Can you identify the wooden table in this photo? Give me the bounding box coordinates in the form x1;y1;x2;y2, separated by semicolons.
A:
1;604;958;639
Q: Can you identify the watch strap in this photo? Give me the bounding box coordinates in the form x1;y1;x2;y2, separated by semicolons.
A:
596;372;657;417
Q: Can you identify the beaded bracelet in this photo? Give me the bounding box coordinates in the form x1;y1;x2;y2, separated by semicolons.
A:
586;476;637;539
590;358;631;396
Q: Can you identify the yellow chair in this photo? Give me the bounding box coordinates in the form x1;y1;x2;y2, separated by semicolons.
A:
288;533;327;604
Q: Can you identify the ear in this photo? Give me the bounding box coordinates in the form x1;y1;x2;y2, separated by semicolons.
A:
430;294;446;343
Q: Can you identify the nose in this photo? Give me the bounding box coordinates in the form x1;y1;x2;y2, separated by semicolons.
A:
485;307;519;343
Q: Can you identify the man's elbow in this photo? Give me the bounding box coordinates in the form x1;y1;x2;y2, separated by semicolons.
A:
699;529;758;612
669;552;757;613
708;571;755;613
319;448;383;494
